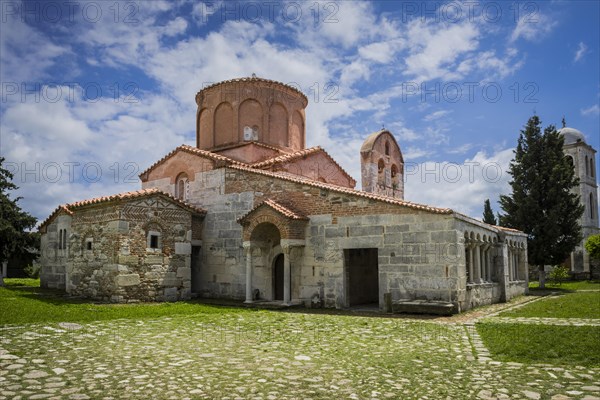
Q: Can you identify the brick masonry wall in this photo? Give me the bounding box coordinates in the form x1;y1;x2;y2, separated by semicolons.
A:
40;196;195;303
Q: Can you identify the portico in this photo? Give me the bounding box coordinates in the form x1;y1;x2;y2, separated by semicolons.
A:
237;199;307;305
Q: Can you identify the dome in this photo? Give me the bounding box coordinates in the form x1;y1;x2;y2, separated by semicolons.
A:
559;127;586;145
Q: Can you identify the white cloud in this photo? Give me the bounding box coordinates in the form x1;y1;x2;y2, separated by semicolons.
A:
163;17;188;36
581;104;600;116
510;13;557;43
404;20;479;81
574;42;588;62
424;110;452;122
0;18;70;83
358;40;404;63
405;148;514;218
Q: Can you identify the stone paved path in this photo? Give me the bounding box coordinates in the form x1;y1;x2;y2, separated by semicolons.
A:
1;309;599;400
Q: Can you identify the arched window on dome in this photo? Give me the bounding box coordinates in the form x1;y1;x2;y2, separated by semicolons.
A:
176;173;189;201
377;159;385;185
385;142;390;156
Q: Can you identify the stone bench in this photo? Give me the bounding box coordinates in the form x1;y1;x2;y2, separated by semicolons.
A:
392;299;456;316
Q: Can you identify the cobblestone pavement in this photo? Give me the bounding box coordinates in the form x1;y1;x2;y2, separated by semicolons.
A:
1;308;599;400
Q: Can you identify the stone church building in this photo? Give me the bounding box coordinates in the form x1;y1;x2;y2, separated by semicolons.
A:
40;76;529;313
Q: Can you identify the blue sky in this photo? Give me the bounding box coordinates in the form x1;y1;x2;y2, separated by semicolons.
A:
1;0;599;222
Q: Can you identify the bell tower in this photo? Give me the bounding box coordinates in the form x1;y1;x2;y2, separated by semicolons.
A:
559;126;599;274
360;129;404;199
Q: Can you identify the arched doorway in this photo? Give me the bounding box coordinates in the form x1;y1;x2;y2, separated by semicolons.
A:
272;253;284;301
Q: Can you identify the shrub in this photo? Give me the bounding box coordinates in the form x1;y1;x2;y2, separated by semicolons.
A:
549;265;570;285
23;264;41;279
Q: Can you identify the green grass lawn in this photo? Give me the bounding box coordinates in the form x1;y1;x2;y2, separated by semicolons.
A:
499;291;600;319
477;322;600;367
528;280;600;291
481;285;600;367
0;278;248;326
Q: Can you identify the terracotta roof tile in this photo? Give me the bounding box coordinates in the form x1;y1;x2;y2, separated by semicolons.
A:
197;76;308;104
39;188;205;230
250;146;322;168
494;225;525;234
227;164;453;215
138;144;243;179
212;140;287;154
250;146;356;186
237;199;308;223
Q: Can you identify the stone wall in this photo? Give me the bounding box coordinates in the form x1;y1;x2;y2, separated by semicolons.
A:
141;165;528;311
40;214;72;290
40;196;197;303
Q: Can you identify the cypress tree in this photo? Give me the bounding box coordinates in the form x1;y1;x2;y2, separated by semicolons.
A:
482;199;497;225
499;116;583;288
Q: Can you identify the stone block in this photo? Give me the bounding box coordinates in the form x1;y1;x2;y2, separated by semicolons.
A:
385;224;410;233
325;227;341;238
144;254;164;265
163;287;178;302
349;225;384;237
110;295;125;303
161;272;180;287
339;236;382;248
177;267;191;279
402;232;430;243
118;255;139;265
175;242;191;255
145;271;162;280
115;274;140;287
384;233;403;245
218;229;240;239
103;264;118;272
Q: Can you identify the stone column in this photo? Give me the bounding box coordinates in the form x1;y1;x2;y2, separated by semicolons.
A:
283;244;291;305
1;261;7;278
508;248;513;281
482;244;491;282
243;242;253;303
467;244;474;283
473;242;481;283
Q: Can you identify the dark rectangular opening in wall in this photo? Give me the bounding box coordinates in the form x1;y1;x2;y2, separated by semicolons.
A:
344;248;379;306
86;242;92;251
150;235;159;249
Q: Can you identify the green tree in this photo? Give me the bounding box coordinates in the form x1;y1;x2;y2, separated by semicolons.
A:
0;157;38;286
499;116;584;288
483;199;497;225
585;234;600;261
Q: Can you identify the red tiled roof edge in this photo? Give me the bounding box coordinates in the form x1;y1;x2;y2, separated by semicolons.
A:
237;198;309;223
226;164;453;215
39;188;206;230
250;146;356;186
197;77;308;103
138;144;244;179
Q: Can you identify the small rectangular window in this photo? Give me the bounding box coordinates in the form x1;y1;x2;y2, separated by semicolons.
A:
150;234;159;249
86;241;93;251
